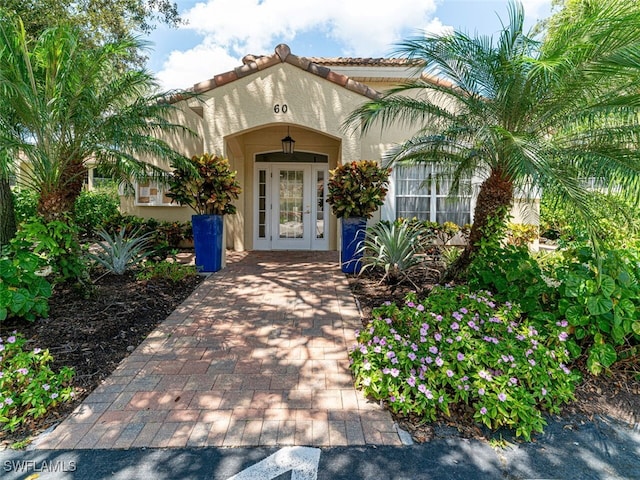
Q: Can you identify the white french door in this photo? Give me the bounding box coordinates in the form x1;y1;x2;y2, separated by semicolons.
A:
254;163;329;250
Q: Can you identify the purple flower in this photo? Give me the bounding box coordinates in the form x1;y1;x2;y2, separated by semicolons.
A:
460;308;468;314
385;318;393;325
478;370;492;381
374;346;382;353
456;353;465;361
451;322;460;330
435;357;444;367
558;332;568;342
389;368;400;378
509;377;518;385
429;346;438;354
4;398;13;405
446;369;454;378
541;387;547;396
363;377;371;386
446;338;453;344
363;362;372;371
528;359;536;366
386;351;396;359
438;396;444;403
407;301;415;308
417;304;425;312
408;352;417;361
380;338;387;346
16;368;28;375
478;388;485;396
7;336;16;344
407;377;416;387
425;356;433;364
360;346;368;354
434;333;442;342
411;343;418;352
391;357;399;365
556;320;568;327
480;407;488;415
33;348;42;354
435;315;443;322
498;393;507;402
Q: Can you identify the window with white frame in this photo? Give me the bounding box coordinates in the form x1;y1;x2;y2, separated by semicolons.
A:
134;180;177;206
395;164;472;225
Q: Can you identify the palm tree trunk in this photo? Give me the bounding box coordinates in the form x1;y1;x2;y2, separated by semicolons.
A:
445;169;513;280
36;160;86;222
0;176;17;247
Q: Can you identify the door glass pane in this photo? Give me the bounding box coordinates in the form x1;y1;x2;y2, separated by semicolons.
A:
258;170;267;238
316;170;325;239
279;170;304;239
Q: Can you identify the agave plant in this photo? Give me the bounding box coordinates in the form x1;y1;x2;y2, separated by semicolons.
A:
359;220;426;286
88;228;154;275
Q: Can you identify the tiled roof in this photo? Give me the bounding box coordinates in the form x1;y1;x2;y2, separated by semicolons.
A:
301;57;412;67
190;44;383;100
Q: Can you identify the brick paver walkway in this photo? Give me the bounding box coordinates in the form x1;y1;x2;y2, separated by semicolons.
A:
36;251;401;449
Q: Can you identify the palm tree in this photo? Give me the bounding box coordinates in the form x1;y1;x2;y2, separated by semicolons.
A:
346;1;640;278
0;14;194;225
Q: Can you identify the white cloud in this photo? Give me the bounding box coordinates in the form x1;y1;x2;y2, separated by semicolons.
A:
154;0;442;89
184;0;440;55
156;42;241;90
422;17;454;37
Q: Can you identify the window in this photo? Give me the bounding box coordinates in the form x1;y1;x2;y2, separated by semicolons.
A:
134;181;177;207
395;164;472;225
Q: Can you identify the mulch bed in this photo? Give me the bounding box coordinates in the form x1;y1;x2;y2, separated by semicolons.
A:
348;270;640;443
0;271;203;448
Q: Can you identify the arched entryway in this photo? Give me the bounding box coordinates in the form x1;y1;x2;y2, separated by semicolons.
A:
224;124;341;251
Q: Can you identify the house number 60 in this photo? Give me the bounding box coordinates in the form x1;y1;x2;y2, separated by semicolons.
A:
273;104;288;114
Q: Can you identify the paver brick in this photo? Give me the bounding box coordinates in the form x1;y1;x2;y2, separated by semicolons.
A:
33;252;400;450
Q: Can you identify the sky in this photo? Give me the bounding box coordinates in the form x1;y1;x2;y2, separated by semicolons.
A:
145;0;554;91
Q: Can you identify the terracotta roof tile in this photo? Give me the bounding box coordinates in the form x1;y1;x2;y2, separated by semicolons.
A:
307;57;412;67
188;43;388;100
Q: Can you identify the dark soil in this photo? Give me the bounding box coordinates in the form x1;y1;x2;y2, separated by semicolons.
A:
348;270;640;443
0;270;202;447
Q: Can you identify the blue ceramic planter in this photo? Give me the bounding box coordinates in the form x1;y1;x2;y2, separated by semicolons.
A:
340;217;367;274
192;214;223;273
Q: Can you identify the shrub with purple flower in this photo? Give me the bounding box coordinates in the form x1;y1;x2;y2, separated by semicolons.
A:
0;333;74;432
349;285;579;440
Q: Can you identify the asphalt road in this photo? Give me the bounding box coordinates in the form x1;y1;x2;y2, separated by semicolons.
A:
1;415;638;480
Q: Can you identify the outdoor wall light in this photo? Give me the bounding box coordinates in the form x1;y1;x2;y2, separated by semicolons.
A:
281;127;295;154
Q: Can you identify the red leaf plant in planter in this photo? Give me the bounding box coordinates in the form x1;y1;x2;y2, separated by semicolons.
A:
327;160;391;273
167;153;241;272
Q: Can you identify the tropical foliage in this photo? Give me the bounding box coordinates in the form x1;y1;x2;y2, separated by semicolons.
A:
0;14;193;227
166;153;242;216
359;220;426;285
346;0;640;277
327;160;391;219
87;228;154;275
